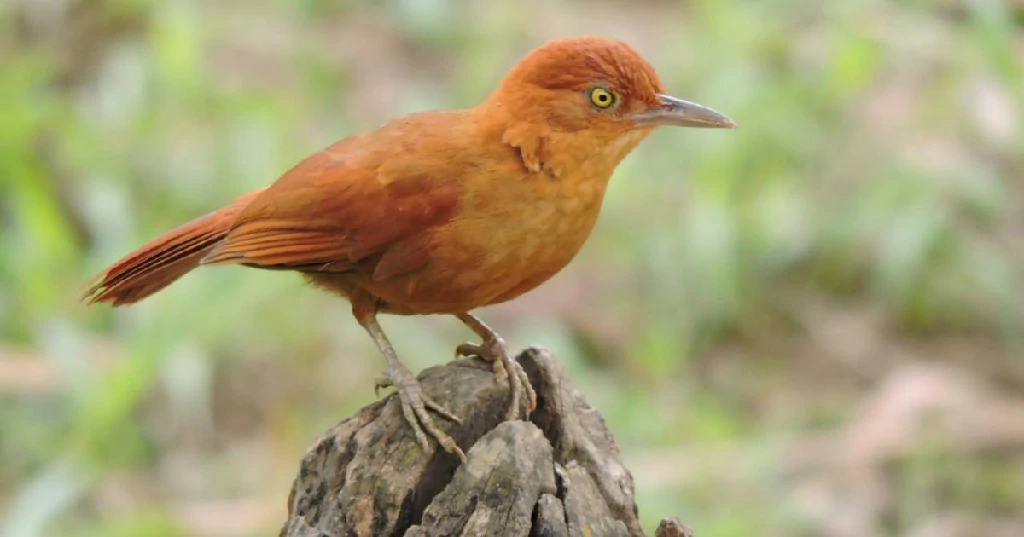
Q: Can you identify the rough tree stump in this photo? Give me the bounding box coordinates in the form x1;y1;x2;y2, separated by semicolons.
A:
279;347;693;537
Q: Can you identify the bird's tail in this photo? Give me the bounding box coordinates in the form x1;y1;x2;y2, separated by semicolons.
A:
83;189;263;306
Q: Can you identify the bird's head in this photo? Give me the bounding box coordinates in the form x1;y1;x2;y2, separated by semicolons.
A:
479;36;734;177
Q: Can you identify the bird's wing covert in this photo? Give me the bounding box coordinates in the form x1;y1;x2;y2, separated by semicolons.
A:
202;148;459;279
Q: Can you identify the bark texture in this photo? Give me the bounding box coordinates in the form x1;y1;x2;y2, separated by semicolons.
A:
280;347;690;537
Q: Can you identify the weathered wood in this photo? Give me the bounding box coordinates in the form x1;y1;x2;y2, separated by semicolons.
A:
407;421;556;536
654;518;695;537
533;494;569;537
280;347;690;537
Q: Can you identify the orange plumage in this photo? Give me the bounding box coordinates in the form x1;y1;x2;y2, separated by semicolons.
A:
84;36;734;461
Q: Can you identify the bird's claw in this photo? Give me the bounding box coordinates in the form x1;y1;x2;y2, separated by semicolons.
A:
456;338;537;421
374;372;391;398
382;365;465;463
456;341;508;383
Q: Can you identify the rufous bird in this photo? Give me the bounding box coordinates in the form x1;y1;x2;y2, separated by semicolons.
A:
84;36;735;461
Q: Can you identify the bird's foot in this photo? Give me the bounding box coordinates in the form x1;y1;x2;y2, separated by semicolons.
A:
456;337;536;421
375;365;466;463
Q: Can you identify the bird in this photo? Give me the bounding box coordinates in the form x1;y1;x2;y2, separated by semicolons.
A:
83;35;735;462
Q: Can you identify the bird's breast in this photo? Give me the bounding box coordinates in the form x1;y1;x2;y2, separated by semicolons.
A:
443;168;612;306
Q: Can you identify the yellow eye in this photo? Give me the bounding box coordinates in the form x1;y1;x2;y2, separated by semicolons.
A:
589;88;615;109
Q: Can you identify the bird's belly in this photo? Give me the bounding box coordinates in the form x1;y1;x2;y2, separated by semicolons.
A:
353;193;602;315
475;203;597;305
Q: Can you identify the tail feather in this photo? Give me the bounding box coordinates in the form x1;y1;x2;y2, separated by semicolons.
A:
83;190;262;306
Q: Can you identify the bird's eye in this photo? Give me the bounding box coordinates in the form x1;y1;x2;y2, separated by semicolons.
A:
589;88;615;109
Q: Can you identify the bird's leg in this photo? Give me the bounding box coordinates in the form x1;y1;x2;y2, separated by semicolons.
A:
454;312;536;420
356;310;466;462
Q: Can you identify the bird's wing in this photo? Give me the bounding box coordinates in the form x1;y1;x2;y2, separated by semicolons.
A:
202;147;459;281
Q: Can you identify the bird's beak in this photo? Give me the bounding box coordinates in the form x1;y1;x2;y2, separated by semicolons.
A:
631;94;736;129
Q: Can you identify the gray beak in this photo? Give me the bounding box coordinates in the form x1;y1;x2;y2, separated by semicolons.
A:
632;94;736;129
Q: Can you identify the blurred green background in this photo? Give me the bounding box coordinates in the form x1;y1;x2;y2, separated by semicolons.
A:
2;0;1023;536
